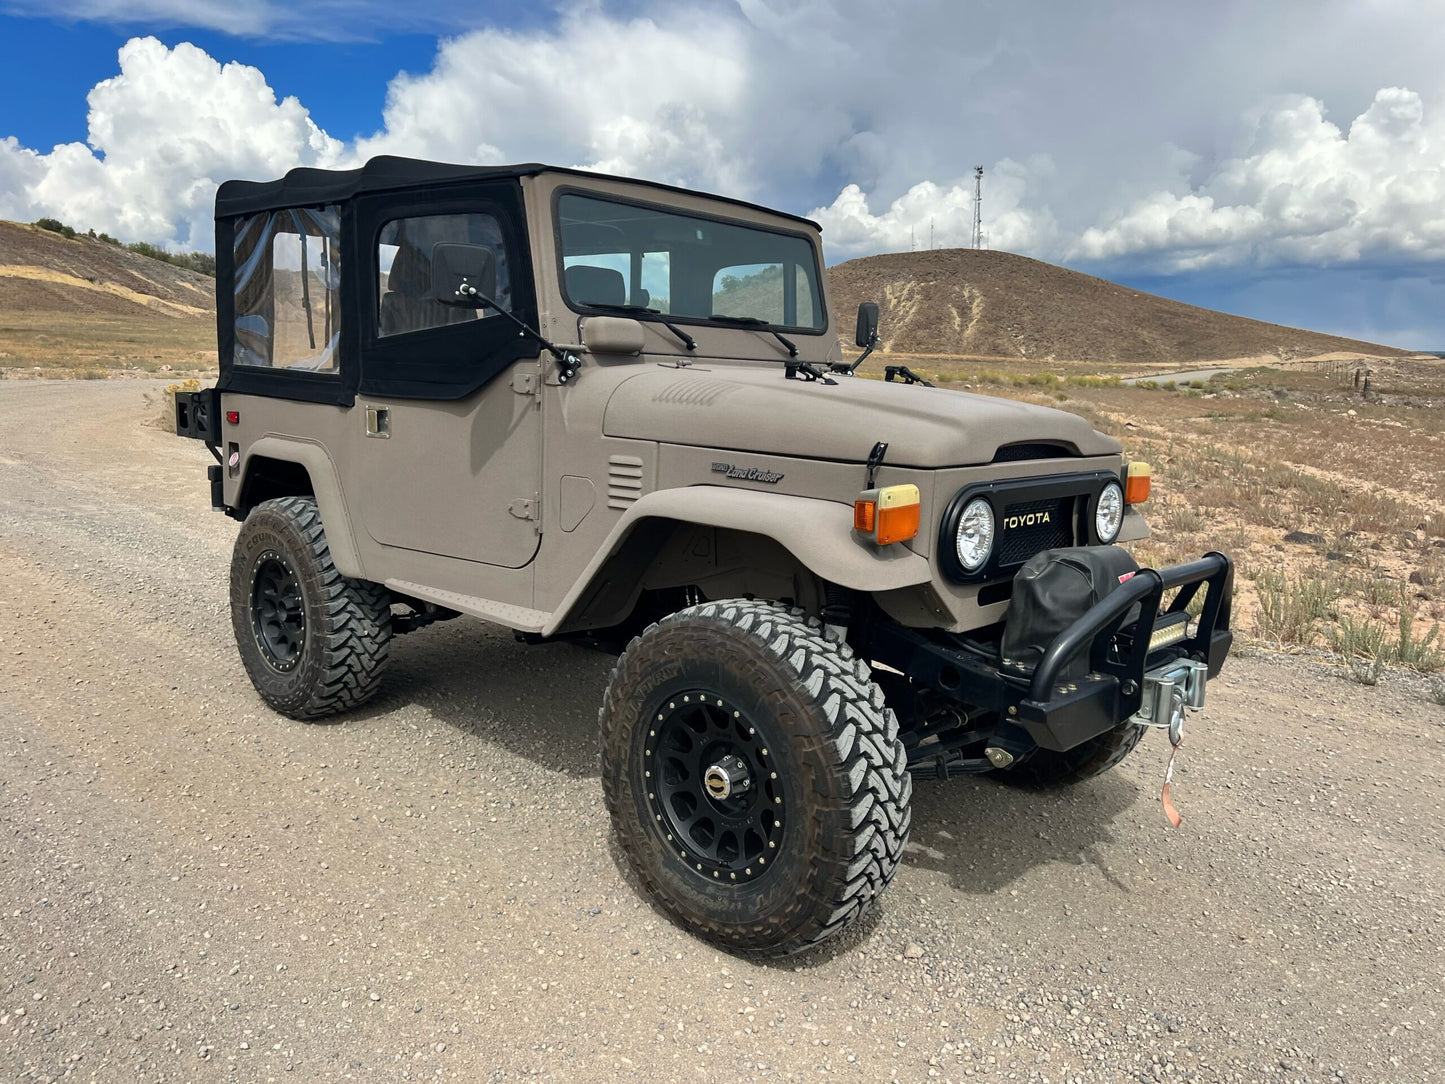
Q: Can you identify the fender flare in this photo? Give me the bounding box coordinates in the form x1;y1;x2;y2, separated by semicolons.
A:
242;436;367;580
545;486;932;635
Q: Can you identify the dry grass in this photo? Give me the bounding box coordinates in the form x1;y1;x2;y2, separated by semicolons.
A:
0;310;215;380
947;353;1445;687
1251;568;1339;648
142;378;201;430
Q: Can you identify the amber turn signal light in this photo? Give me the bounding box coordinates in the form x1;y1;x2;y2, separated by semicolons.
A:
853;500;876;532
1125;461;1151;504
854;484;921;545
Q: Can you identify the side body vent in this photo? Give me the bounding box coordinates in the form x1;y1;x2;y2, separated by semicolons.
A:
607;455;645;510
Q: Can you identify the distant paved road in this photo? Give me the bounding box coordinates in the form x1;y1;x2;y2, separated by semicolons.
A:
2;379;1442;1083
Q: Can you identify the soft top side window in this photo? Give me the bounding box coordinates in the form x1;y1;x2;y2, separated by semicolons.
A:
353;181;539;400
233;207;341;373
377;213;513;339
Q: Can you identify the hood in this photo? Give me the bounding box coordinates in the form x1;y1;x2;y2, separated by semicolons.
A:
602;364;1120;467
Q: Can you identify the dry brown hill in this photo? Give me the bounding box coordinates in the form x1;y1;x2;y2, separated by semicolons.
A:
0;220;215;318
0;221;216;376
829;248;1409;365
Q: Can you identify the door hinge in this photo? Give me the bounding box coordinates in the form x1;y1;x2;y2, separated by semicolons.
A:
508;496;539;523
511;370;540;396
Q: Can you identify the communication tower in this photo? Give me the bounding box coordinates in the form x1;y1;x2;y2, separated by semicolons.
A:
971;166;984;249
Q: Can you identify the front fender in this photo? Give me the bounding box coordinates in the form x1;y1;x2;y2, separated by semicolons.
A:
544;486;932;635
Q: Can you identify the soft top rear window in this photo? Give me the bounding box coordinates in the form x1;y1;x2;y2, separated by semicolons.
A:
232;207;341;373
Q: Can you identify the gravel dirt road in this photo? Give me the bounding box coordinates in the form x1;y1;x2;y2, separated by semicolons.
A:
2;380;1442;1083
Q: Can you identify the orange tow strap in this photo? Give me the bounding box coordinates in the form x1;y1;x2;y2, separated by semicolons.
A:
1160;728;1183;828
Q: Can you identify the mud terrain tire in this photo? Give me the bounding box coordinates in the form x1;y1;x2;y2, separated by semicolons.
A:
230;496;391;720
600;599;911;957
993;722;1144;788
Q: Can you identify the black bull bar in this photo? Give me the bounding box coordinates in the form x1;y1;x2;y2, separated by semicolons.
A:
864;552;1234;754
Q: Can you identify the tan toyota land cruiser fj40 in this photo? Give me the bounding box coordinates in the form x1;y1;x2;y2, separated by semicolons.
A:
176;156;1233;957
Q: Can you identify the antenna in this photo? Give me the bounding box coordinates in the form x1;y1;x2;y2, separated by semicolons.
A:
929;218;934;250
910;225;915;252
971;165;984;249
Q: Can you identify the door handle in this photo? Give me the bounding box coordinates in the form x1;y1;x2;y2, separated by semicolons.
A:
365;407;390;438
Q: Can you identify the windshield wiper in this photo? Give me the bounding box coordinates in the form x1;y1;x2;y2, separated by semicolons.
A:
583;303;696;351
707;315;798;358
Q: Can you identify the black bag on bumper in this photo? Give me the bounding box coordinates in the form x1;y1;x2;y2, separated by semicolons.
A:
1001;546;1140;679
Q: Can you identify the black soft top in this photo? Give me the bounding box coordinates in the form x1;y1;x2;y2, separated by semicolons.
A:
215;156;820;228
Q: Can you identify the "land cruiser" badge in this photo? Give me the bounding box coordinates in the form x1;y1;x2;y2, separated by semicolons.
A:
712;462;785;484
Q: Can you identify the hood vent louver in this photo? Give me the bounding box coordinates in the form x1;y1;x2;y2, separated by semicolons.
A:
991;442;1077;463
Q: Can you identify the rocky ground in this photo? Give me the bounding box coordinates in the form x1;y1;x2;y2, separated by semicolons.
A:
2;381;1441;1083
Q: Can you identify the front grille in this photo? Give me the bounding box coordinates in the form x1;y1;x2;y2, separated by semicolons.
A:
996;497;1073;566
939;470;1113;583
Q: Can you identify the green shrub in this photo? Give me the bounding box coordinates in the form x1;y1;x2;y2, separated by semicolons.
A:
1393;609;1443;673
125;241;216;277
1329;615;1389;685
1252;568;1338;646
35;217;76;239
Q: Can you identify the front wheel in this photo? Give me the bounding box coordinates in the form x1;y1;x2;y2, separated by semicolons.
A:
229;496;392;720
599;600;912;957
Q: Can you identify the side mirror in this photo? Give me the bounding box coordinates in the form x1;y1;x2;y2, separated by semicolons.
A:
855;301;880;348
432;242;497;307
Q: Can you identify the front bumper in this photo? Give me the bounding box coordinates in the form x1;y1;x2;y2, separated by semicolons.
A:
867;552;1234;756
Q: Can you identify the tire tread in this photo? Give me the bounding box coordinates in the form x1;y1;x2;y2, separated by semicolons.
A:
231;496;391;720
600;599;912;957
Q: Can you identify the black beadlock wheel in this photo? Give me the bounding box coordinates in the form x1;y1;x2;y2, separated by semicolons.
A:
600;599;912;957
991;722;1145;789
229;496;392;720
647;692;787;885
250;552;305;671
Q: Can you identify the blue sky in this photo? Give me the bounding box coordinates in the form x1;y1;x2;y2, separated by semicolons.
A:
0;16;441;148
2;1;1443;349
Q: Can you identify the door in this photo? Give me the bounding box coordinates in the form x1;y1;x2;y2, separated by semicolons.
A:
350;194;543;569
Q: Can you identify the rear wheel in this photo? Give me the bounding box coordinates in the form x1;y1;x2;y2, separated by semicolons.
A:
992;722;1144;788
600;599;911;957
230;496;391;720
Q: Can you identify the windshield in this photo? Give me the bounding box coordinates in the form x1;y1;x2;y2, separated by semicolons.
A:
557;193;825;332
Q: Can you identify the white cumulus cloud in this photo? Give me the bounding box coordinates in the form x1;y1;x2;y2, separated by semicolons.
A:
1073;88;1445;270
2;1;1444;297
809;158;1059;260
353;9;752;193
0;37;342;248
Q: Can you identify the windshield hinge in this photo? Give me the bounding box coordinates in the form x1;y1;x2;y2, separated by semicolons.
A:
884;365;934;387
785;361;837;385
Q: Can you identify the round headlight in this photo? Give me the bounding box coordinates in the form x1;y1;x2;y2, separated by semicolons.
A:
1095;481;1124;542
955;497;995;572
